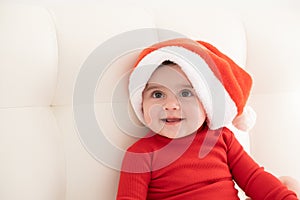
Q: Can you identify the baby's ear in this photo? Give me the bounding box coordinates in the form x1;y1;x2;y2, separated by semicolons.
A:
232;106;257;132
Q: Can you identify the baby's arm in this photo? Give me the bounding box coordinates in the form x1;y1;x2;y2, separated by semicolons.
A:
279;176;300;198
232;108;299;198
224;129;298;199
117;170;150;200
245;176;300;200
116;145;151;200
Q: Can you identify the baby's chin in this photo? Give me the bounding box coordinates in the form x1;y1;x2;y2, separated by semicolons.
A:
156;130;197;139
146;121;202;138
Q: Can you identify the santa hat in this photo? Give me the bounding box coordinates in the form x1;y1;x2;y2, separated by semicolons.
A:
129;38;253;131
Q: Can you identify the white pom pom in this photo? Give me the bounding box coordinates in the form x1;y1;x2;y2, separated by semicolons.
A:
232;106;257;132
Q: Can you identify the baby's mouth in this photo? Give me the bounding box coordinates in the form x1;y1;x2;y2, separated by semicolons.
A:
161;118;184;124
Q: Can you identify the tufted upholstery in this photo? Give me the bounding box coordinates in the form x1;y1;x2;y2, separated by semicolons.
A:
1;2;299;200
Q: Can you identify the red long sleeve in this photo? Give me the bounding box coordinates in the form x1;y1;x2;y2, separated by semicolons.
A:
117;126;298;200
226;128;297;199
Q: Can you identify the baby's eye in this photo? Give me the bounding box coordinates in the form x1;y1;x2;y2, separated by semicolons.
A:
180;89;193;97
151;91;165;98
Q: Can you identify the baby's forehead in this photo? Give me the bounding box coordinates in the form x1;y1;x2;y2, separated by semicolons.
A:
145;64;193;89
148;64;189;81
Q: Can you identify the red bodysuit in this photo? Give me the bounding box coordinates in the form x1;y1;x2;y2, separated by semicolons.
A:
117;125;297;200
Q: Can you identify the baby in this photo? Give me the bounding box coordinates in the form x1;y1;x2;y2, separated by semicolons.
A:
117;38;298;199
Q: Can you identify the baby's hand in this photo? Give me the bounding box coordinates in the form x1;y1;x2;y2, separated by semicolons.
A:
279;176;300;197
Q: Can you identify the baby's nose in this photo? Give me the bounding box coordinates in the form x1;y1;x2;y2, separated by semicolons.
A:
163;97;180;110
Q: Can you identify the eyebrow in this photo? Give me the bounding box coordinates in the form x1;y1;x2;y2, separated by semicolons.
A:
144;85;161;92
144;83;193;92
181;84;194;89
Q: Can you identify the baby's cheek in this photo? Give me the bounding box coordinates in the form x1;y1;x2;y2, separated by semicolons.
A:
185;103;206;122
144;104;165;131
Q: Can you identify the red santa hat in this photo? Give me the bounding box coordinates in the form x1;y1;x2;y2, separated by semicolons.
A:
129;38;253;131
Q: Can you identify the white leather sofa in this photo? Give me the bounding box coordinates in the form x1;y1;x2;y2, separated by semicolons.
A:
1;1;299;200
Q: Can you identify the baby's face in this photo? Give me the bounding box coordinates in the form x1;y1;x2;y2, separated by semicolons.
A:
142;64;206;138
